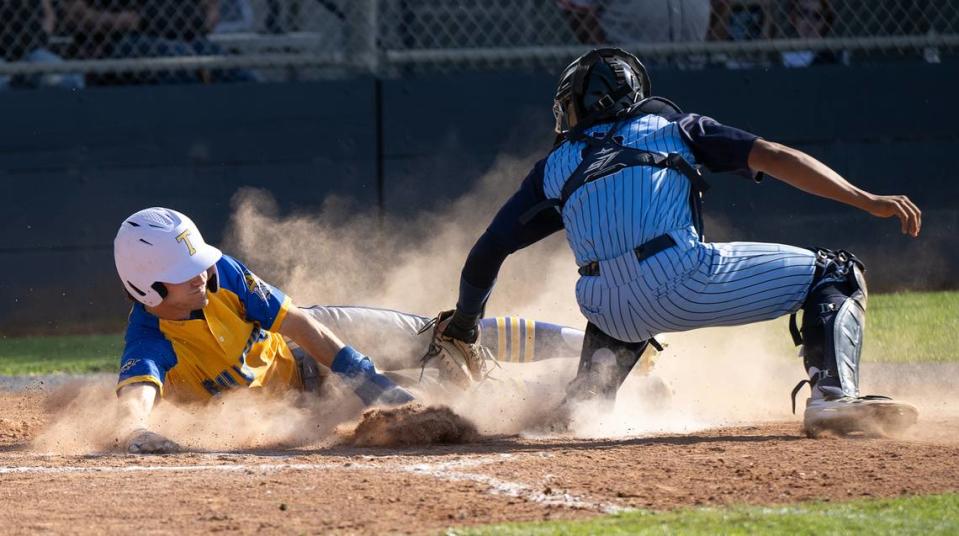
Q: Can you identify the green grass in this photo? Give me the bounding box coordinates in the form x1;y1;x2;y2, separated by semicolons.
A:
864;291;959;363
0;333;122;375
0;291;955;376
453;493;959;535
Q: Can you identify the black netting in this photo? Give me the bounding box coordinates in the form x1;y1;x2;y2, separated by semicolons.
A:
0;0;954;87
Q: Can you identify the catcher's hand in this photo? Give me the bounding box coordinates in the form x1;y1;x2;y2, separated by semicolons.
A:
125;428;181;455
419;310;495;390
863;194;921;238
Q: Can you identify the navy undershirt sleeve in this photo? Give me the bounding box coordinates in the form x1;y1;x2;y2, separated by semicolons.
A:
456;159;563;315
667;112;764;182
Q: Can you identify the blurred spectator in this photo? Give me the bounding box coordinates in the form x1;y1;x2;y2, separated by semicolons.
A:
213;0;254;34
782;0;838;67
557;0;711;46
0;0;85;90
707;0;772;42
62;0;256;84
707;0;773;68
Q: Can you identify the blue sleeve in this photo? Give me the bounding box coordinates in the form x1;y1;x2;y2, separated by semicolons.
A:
457;159;563;315
117;314;177;392
216;255;291;330
668;113;764;181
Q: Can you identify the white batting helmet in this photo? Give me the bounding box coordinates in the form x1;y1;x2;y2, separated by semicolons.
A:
114;207;222;307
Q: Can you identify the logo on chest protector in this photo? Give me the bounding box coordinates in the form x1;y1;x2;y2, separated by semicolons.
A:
584;146;625;181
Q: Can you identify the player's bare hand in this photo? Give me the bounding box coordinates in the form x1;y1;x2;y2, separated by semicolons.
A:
865;194;921;237
125;428;180;455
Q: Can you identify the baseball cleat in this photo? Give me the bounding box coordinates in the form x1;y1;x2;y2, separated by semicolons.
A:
803;395;918;438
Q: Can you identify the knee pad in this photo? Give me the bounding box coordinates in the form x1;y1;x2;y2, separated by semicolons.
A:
791;248;868;401
806;249;867;302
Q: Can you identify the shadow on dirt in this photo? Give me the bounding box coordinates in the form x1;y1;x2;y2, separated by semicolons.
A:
204;428;803;459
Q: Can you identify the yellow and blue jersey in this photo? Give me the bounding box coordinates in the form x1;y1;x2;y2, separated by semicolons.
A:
117;254;300;402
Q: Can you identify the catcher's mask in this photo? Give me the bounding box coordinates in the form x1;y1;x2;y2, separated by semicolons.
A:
553;48;651;134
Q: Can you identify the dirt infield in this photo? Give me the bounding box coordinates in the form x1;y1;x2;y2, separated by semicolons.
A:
2;388;959;535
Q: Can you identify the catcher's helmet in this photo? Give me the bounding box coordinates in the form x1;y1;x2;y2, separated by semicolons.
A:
553;48;651;134
114;207;222;306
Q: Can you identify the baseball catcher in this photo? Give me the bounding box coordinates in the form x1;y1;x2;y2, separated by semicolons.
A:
432;48;922;437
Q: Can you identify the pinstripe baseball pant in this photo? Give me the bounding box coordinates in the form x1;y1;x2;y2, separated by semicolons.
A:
575;230;818;342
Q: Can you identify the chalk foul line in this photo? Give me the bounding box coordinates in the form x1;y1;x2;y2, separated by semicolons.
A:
0;453;625;513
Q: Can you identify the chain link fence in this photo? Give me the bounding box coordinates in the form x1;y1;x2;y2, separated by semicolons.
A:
0;0;956;87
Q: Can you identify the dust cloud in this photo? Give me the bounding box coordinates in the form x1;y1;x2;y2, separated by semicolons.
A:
30;153;959;454
215;153;820;440
31;377;365;454
31;380;120;453
223;154;579;325
226;151;957;442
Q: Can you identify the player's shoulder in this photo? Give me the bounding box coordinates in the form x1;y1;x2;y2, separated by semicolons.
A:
215;253;245;275
120;303;177;377
636;96;684;115
544;137;578;176
214;253;276;301
124;302;165;343
214;253;250;292
624;98;688;128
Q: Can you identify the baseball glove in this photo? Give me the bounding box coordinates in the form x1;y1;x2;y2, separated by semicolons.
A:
418;310;495;390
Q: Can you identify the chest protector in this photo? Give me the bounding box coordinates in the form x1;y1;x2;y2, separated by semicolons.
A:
523;97;711;240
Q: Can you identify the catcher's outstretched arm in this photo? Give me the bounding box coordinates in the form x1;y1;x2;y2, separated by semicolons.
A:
454;159;563;335
748;139;921;237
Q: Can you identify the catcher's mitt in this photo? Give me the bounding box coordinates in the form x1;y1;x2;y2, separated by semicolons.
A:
418;310;496;390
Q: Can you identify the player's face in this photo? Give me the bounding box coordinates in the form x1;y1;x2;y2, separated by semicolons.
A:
553;99;578;134
163;267;212;310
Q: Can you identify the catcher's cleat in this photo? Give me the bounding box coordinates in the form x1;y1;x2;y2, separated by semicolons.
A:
802;395;919;438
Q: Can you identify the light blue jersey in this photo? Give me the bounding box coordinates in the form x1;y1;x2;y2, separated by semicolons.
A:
455;107;818;343
543;114;699;266
543;114;816;341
